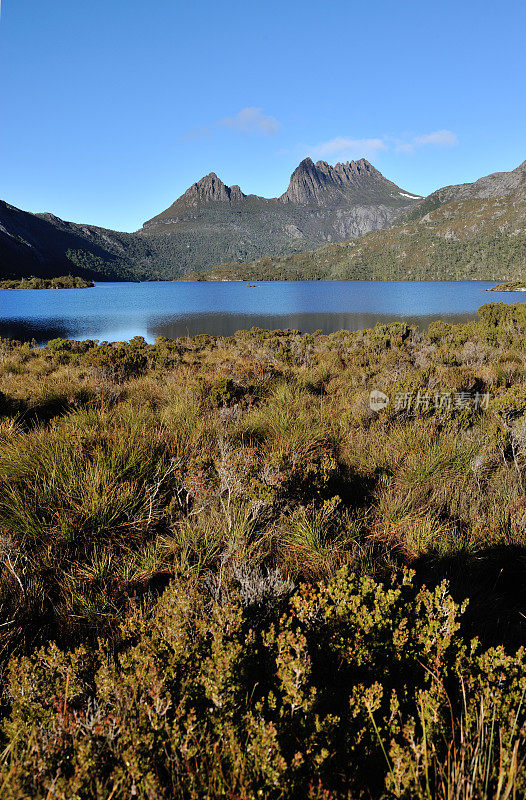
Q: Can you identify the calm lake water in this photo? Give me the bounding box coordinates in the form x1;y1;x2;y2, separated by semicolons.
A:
0;280;523;344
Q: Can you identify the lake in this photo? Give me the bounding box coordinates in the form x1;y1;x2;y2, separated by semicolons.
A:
0;280;523;344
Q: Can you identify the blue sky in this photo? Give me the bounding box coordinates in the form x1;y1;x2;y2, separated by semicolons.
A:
1;0;525;232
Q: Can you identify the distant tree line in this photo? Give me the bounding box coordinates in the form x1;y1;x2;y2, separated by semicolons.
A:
0;275;94;289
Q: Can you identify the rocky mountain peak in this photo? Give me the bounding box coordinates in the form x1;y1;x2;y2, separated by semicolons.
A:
143;173;250;227
143;156;421;230
280;158;335;205
279;156;401;206
181;172;247;205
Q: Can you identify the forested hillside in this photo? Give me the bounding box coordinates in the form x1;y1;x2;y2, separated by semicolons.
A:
188;189;526;282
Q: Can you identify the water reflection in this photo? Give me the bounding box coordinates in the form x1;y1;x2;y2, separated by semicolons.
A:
0;280;522;345
0;318;73;343
150;311;476;339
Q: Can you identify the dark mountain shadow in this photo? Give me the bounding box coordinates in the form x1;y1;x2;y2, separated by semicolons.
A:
0;200;137;281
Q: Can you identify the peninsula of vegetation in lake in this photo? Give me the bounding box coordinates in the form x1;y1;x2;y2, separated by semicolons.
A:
1;302;526;797
488;280;526;291
0;275;94;289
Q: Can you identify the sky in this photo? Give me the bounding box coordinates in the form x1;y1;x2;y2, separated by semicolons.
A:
1;0;525;232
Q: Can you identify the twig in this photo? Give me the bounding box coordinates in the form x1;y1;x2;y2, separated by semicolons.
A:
4;553;24;596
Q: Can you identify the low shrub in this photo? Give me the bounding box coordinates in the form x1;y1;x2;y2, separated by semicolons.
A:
1;571;525;799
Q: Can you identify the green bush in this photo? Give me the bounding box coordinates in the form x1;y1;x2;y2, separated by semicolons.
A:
86;343;148;381
1;570;525;799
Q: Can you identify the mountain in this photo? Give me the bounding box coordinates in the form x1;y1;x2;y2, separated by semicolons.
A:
404;159;526;221
0;159;421;281
183;160;526;283
0;200;143;281
140;158;421;269
2;158;524;284
280;157;421;206
142;157;420;222
144;158;420;227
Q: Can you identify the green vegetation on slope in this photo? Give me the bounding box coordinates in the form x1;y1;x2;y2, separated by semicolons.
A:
190;193;526;282
0;275;94;289
0;159;418;283
0;304;526;795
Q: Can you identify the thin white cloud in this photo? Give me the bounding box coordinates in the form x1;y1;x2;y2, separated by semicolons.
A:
413;129;458;147
395;129;459;153
308;137;387;160
303;130;458;161
395;142;417;154
218;107;281;136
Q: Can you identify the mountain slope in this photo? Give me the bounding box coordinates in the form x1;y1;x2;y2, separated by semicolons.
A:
2;159;524;284
185;161;526;282
0;201;143;281
405;159;526;221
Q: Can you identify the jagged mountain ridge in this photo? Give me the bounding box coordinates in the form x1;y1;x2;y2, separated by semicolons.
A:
143;156;419;228
0;158;421;280
137;157;421;272
1;158;524;283
280;157;420;206
185;159;526;283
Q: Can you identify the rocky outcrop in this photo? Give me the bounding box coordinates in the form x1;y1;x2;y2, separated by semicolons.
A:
279;158;335;205
142;173;251;228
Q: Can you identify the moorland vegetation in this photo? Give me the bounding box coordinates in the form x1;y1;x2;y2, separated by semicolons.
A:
488;281;526;292
0;304;526;797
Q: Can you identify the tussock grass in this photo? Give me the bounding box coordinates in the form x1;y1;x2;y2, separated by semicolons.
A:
0;306;525;795
0;408;171;543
